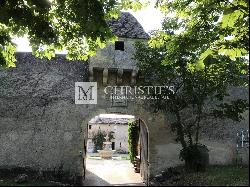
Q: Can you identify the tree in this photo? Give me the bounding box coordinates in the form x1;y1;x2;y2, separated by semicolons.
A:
0;0;146;67
92;130;114;152
155;0;249;64
134;0;249;171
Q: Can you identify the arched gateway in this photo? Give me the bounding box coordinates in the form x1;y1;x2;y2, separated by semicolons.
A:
0;12;248;186
0;12;171;185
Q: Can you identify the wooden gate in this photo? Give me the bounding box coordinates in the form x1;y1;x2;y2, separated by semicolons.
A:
139;119;149;185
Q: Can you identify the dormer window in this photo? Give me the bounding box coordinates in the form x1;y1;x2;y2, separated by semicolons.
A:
115;41;124;51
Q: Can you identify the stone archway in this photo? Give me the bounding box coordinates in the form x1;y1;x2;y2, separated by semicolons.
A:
80;109;150;186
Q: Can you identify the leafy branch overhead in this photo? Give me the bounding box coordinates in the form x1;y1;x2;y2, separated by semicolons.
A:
154;0;249;69
0;0;146;67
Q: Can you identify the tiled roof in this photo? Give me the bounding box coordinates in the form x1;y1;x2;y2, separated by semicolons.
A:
89;114;135;124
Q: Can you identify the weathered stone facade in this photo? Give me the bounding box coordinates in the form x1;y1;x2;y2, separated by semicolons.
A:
87;123;130;153
0;53;89;183
87;114;134;153
0;12;248;185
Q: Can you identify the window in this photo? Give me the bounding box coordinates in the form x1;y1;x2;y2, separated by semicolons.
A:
89;125;92;130
112;142;115;150
115;41;124;51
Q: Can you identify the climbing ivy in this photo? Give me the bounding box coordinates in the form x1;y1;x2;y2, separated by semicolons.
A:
128;120;140;163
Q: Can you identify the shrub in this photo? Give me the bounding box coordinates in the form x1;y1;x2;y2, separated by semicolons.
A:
180;144;209;172
128;120;140;162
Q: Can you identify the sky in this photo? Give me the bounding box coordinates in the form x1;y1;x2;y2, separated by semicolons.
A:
127;3;163;33
12;2;164;52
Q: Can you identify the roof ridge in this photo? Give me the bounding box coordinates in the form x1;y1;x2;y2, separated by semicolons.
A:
107;12;149;39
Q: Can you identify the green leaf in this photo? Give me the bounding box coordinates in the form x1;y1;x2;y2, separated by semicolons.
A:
222;10;244;28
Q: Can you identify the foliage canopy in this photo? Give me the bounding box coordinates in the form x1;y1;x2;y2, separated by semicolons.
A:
154;0;249;68
0;0;146;67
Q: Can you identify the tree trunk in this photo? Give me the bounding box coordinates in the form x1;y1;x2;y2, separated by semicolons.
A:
176;111;187;149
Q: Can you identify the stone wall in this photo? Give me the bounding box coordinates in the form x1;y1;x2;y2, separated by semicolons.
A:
200;86;249;165
89;38;140;71
0;53;89;184
146;86;249;175
0;50;171;181
0;51;248;184
89;41;249;176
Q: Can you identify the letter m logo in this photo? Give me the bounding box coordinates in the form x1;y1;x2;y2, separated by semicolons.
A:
75;82;97;104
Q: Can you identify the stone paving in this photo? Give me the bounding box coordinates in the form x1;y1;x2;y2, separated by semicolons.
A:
83;159;146;186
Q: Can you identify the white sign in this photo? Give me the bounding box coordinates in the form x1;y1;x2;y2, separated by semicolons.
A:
75;82;97;104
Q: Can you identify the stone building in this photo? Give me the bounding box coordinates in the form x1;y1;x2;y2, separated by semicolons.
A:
0;12;249;185
87;114;134;153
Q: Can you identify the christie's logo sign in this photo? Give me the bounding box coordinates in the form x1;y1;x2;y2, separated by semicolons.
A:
75;82;175;104
75;82;97;104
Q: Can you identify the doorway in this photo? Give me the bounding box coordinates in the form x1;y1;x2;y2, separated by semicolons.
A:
83;113;149;186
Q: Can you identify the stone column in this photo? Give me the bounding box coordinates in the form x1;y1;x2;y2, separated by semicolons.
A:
131;70;138;85
117;68;123;85
103;68;108;85
89;67;94;82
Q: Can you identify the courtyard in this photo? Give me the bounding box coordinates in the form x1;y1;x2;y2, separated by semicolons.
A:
83;158;145;186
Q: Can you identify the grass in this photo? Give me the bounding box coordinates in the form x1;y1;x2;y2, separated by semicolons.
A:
202;166;249;186
163;165;249;186
88;156;102;160
120;156;130;160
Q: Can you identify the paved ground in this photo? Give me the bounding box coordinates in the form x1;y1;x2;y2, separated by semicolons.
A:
83;159;146;186
87;153;129;158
